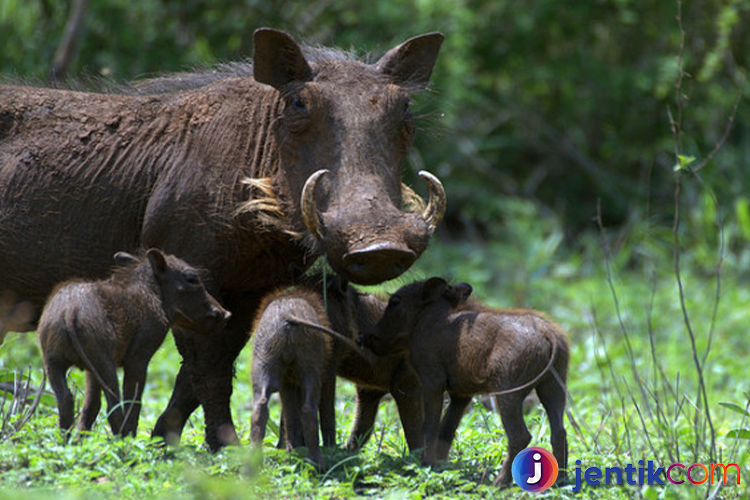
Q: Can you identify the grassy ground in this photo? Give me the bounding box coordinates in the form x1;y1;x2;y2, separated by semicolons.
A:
1;208;749;499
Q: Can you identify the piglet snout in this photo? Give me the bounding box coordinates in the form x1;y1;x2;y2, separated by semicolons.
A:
211;307;232;322
357;332;369;348
208;307;232;326
358;332;384;355
203;306;231;333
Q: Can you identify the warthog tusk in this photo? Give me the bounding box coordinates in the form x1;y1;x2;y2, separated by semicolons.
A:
418;170;446;234
300;169;329;240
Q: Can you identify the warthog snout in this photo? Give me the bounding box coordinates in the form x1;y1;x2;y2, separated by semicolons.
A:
343;242;416;284
301;169;446;285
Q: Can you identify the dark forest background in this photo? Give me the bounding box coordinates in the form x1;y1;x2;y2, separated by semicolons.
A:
2;0;749;257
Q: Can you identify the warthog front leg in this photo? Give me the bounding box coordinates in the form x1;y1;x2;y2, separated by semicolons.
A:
347;386;387;451
151;366;199;445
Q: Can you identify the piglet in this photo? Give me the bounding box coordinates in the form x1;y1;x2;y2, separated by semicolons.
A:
362;277;569;487
250;285;336;470
39;249;230;438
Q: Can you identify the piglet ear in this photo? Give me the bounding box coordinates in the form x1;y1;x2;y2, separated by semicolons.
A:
421;277;448;303
253;28;313;89
113;251;139;267
445;282;473;307
146;248;168;276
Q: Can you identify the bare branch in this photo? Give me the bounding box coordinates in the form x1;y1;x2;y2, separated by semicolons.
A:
50;0;91;83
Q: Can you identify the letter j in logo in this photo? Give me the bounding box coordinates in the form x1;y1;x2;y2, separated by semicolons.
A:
512;446;559;493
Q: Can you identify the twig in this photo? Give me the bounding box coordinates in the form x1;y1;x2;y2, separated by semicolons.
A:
0;370;47;442
670;0;687;159
8;372;46;440
622;380;663;466
672;2;717;464
668;0;727;474
0;381;53;402
594;200;644;393
693;76;746;172
285;317;374;364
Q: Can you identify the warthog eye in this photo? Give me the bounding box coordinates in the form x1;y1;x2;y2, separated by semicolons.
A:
388;294;402;308
402;100;415;135
292;96;307;112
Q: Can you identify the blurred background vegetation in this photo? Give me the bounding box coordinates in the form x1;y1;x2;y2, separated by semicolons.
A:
1;0;748;276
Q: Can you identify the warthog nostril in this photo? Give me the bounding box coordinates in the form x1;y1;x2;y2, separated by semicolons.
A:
343;242;417;285
348;257;368;275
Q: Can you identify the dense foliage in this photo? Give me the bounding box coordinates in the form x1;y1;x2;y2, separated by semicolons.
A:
2;0;748;238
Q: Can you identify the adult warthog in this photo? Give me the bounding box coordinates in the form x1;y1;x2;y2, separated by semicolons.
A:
0;28;446;450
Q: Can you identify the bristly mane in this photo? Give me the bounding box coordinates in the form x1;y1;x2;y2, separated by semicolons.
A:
129;45;357;95
26;42;423;240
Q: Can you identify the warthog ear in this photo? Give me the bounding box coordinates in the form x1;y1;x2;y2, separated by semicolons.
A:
445;282;473;307
253;28;313;89
375;32;444;89
146;248;168;276
113;251;139;267
420;277;448;304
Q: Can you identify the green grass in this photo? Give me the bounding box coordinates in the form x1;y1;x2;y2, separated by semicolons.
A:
1;217;750;499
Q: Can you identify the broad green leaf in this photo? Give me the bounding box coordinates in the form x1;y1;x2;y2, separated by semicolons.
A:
726;429;750;440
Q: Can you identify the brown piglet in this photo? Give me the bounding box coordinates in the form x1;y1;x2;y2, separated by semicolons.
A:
362;277;569;487
250;285;335;470
39;249;230;439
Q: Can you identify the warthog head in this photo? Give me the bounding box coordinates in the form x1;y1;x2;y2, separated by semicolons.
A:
253;29;447;285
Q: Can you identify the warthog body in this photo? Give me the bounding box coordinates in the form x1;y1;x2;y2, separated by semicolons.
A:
0;28;445;450
250;286;334;469
363;278;569;487
39;249;230;437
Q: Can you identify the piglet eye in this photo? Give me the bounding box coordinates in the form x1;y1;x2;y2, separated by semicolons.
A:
389;295;402;307
183;272;200;285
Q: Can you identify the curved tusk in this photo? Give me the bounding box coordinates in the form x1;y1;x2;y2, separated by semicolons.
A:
418;170;446;234
300;169;329;240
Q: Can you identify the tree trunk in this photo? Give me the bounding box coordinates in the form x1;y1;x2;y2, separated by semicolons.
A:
50;0;91;83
